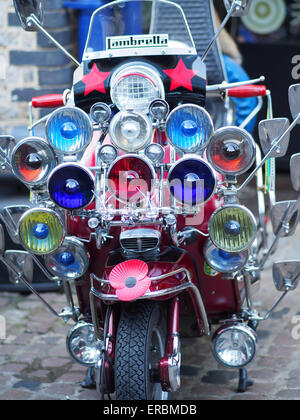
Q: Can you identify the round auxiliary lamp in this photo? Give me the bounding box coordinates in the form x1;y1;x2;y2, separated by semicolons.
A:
11;137;56;186
47;163;95;211
166;104;214;154
208;204;257;253
45;237;90;281
168;156;217;207
107;154;155;204
207;126;256;176
109;110;152;153
18;208;65;255
46;106;93;155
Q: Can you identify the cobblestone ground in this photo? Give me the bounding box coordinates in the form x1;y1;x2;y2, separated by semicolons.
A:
0;176;299;400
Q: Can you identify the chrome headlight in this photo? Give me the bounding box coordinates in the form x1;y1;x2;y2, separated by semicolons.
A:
166;104;214;153
204;240;248;274
46;107;93;155
11;137;56;186
212;324;257;368
209;205;257;252
45;237;90;280
18;208;65;255
109;110;152;152
207;126;256;176
66;321;101;366
110;64;164;112
97;144;118;164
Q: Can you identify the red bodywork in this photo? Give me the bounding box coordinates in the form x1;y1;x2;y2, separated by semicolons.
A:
68;132;243;337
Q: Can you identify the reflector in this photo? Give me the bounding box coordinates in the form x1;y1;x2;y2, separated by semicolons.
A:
48;163;94;210
168;157;216;206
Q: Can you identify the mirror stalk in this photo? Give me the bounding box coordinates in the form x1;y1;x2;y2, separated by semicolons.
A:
27;15;80;67
201;2;236;62
238;114;300;193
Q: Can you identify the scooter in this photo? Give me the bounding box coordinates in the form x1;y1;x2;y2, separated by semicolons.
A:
0;0;299;400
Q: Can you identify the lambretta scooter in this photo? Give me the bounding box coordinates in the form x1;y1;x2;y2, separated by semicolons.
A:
0;0;300;400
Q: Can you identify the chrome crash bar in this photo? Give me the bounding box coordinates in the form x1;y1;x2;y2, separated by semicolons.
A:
89;267;210;336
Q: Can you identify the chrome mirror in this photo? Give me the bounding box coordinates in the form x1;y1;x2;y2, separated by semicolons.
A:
223;0;251;17
271;201;299;237
0;135;16;166
290;153;300;192
273;261;300;292
4;250;34;285
289;84;300;121
258;118;290;158
13;0;44;31
0;206;30;245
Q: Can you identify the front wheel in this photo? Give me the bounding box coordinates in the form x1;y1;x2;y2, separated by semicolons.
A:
115;301;169;400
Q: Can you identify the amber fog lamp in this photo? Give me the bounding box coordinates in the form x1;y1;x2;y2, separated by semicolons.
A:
209;205;257;252
11;137;56;186
207;127;256;175
18;208;65;255
107;154;155;203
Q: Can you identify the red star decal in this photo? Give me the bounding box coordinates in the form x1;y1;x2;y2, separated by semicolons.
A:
164;59;198;91
81;63;111;97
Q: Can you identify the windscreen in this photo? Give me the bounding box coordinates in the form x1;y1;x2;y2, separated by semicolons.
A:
83;0;196;60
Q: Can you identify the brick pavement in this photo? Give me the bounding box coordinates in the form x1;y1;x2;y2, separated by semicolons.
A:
0;176;299;400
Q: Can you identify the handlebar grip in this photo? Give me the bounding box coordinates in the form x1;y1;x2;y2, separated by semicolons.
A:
227;85;267;98
31;94;64;108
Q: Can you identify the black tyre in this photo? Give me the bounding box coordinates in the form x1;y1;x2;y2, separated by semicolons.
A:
115;301;169;400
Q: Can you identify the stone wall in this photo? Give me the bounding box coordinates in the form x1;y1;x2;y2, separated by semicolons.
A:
0;0;76;138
